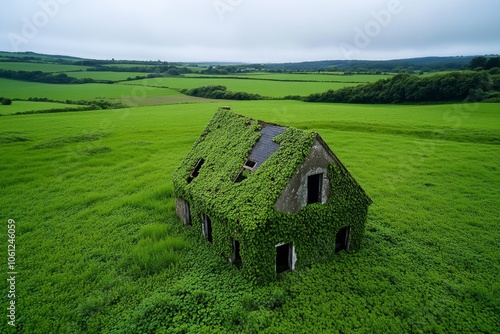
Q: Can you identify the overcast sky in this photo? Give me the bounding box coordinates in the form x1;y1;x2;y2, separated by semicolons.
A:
1;0;499;63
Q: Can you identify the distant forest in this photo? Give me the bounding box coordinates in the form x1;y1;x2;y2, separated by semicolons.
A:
191;56;477;75
303;71;495;104
299;56;500;103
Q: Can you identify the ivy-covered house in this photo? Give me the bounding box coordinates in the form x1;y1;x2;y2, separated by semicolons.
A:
172;111;372;283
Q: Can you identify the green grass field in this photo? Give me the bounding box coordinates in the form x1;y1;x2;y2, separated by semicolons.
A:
0;78;207;106
1;97;499;332
127;76;361;98
186;72;393;83
0;101;85;115
64;71;152;81
0;61;88;72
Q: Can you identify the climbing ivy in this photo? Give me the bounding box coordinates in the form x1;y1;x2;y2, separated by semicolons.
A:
172;111;371;284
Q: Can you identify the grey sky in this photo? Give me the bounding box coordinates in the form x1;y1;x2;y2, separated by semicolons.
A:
1;0;499;63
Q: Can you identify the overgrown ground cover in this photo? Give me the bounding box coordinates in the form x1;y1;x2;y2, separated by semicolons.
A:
1;100;499;333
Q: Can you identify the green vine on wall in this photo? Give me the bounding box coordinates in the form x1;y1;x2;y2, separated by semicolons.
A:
173;111;371;284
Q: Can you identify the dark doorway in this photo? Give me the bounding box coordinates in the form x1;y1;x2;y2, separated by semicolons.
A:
276;243;293;273
335;226;351;253
307;173;323;204
201;214;212;243
231;239;242;268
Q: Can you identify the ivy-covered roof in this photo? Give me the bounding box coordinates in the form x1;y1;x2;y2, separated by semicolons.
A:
172;111;364;231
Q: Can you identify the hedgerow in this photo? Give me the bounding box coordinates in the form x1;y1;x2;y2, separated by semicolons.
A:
180;85;268;100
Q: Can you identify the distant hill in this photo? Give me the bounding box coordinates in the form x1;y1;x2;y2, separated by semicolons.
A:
0;51;481;72
0;51;85;63
259;56;476;72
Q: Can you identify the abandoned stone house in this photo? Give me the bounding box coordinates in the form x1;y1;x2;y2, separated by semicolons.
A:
172;110;372;283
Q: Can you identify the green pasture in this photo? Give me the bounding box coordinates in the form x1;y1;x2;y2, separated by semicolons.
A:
0;78;204;106
0;101;84;115
64;71;151;81
0;61;88;72
126;76;360;98
0;100;498;333
101;63;158;69
186;72;393;83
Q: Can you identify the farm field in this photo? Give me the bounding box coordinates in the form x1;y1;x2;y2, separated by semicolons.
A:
0;101;85;115
63;71;152;81
0;61;88;72
0;96;499;333
127;76;361;98
185;72;393;83
0;78;205;106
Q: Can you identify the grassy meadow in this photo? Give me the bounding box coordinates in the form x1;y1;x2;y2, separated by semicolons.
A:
0;101;86;115
128;76;362;98
184;72;393;82
64;71;152;82
0;62;499;333
0;78;207;106
0;61;88;72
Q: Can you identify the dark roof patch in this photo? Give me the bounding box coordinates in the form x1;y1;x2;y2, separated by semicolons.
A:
248;123;287;169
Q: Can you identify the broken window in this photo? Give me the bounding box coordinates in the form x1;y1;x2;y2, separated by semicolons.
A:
201;214;212;243
307;173;323;204
233;159;256;183
187;158;205;184
244;159;256;169
184;201;192;226
335;226;351;253
231;239;242;269
276;243;294;273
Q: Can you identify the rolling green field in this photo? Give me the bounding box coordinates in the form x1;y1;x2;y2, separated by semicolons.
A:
0;101;85;115
1;97;499;333
128;76;361;98
63;71;152;81
0;61;88;72
0;78;206;106
185;72;393;83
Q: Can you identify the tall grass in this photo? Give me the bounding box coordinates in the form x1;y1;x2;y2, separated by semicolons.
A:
0;100;499;333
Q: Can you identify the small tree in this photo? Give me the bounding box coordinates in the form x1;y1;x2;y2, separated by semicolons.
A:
0;97;12;105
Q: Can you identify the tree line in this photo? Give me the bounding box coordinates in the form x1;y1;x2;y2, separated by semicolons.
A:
180;85;266;100
87;65;193;76
302;71;492;104
469;56;500;71
0;69;98;84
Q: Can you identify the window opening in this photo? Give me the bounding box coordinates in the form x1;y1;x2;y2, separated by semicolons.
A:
201;214;212;243
276;243;293;273
184;201;192;226
231;239;242;269
307;173;323;204
335;226;351;253
187;158;205;183
234;159;256;183
244;159;256;169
